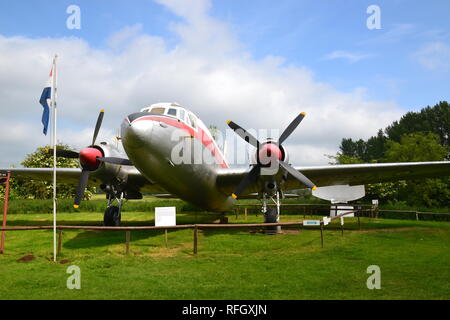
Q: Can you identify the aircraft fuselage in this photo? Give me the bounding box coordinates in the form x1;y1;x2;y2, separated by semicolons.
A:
121;103;235;212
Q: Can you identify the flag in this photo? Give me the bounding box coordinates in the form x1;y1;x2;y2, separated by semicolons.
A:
39;66;55;135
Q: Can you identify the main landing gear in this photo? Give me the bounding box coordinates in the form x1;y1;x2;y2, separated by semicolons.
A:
103;191;124;226
260;190;282;234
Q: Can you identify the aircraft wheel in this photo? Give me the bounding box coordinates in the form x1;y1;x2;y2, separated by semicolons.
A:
104;206;121;226
264;207;278;223
264;207;279;234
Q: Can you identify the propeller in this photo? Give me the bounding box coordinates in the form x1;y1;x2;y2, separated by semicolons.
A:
46;149;79;159
47;110;133;208
227;112;317;199
73;110;106;208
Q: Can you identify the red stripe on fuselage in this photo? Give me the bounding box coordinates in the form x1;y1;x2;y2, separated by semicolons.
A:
132;115;229;168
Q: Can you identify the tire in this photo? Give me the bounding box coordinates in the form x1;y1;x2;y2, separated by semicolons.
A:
264;207;278;223
104;206;121;226
264;207;279;234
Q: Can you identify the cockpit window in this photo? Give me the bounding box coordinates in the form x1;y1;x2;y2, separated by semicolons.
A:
150;107;165;114
167;108;177;116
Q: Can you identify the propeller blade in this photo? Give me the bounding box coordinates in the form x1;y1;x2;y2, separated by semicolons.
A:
279;160;316;190
47;149;79;159
92;109;105;146
226;120;260;149
278;112;306;145
231;165;261;199
97;157;133;166
74;169;90;208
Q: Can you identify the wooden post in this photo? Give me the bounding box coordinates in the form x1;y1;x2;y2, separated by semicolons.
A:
244;207;248;221
358;214;361;230
0;172;11;254
57;229;63;256
320;222;324;248
341;222;344;237
193;225;198;255
235;209;238;220
125;231;130;255
415;212;419;221
164;229;168;247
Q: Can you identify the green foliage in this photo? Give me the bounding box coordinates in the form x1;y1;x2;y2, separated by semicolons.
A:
385;132;448;162
339;101;450;161
334;101;450;208
3;144;94;200
385;101;449;149
339;130;387;162
327;154;364;165
366;181;407;202
0;198;201;214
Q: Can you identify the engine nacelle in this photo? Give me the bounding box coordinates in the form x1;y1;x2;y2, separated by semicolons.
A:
252;139;289;167
79;142;128;185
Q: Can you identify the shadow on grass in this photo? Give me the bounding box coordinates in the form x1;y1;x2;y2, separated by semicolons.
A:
62;229;164;249
59;213;224;249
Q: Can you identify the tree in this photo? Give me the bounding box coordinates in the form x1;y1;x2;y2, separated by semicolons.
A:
13;144;94;200
333;131;450;207
385;132;448;162
339;101;450;162
385;101;449;150
383;132;449;207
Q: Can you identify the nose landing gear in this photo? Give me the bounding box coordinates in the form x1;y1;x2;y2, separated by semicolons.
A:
261;190;282;234
104;205;121;226
103;190;124;226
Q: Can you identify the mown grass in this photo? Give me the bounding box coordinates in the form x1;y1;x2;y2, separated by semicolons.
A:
0;205;449;300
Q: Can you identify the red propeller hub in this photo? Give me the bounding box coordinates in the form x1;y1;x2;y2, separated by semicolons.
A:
258;143;283;165
79;147;102;170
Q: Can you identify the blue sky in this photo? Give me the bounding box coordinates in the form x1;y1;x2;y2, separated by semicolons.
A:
0;0;449;167
1;0;449;110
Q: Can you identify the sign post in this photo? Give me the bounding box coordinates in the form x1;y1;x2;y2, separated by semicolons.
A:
0;172;11;254
155;207;176;248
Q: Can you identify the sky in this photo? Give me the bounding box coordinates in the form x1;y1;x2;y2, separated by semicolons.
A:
0;0;449;167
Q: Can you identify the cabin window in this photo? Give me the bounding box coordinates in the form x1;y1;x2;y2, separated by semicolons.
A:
150;107;165;114
179;109;186;122
188;113;197;129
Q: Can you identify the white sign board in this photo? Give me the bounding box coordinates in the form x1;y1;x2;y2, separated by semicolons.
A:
330;205;354;218
155;207;176;227
323;217;331;226
372;199;379;206
303;220;321;226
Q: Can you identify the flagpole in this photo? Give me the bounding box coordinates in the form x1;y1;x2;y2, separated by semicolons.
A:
51;54;58;262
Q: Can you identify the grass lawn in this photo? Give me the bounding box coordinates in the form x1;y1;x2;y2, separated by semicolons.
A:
0;209;449;300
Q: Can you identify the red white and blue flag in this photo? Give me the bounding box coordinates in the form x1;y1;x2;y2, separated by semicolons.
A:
39;64;55;135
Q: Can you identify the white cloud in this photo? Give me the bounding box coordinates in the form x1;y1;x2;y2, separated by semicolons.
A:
323;50;371;63
413;42;450;72
0;0;403;168
359;23;415;45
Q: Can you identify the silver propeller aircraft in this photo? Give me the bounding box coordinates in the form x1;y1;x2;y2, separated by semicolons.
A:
2;102;449;226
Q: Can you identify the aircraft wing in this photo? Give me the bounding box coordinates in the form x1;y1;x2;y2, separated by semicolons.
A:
0;167;167;194
216;161;450;195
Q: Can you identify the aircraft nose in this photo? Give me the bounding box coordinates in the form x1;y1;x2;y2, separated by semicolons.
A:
121;113;154;148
